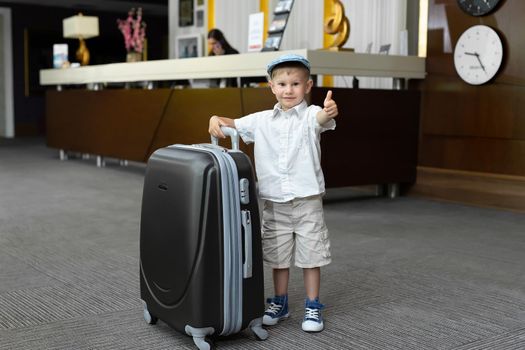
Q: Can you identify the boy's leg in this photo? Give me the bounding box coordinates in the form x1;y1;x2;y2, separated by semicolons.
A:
292;196;330;332
302;267;324;332
303;267;320;300
263;268;290;326
274;267;290;296
261;200;294;326
302;267;325;332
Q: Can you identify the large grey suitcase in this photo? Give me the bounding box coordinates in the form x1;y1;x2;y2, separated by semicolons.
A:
140;128;267;350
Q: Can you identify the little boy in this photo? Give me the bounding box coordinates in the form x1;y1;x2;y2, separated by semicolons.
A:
208;54;338;332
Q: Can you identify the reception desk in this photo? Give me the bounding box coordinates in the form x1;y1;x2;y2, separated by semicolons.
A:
40;49;425;85
41;50;424;191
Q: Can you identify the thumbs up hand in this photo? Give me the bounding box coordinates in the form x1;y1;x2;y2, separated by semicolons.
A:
324;90;333;105
316;90;339;125
323;90;338;118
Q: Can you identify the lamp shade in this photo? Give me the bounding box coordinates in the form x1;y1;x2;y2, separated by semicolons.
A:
63;15;99;39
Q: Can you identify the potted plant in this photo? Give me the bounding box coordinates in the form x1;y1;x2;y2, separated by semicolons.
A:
117;8;147;62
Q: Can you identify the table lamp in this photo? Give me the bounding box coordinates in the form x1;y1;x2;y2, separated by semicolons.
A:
63;13;99;66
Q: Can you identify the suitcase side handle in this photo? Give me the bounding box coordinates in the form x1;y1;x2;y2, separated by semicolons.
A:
211;126;240;151
241;210;253;279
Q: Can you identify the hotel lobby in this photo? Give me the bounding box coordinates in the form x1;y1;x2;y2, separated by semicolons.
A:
0;1;524;349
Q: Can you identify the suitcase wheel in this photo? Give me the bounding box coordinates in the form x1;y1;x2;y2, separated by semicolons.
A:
249;317;269;341
192;336;215;350
252;325;269;341
143;306;158;325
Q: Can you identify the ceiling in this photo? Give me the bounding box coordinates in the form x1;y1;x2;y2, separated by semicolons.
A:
0;0;168;16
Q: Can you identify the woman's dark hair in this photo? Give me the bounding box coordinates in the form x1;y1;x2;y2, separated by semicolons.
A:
207;28;237;56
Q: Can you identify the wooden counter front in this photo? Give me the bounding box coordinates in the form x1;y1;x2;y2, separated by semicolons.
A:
46;87;419;188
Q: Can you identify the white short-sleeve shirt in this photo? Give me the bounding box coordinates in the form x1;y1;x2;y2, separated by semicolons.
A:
234;100;336;202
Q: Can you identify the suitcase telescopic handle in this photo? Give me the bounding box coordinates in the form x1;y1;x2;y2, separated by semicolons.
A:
211;126;240;151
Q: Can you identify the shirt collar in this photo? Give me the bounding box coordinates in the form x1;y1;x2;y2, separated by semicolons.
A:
272;100;308;118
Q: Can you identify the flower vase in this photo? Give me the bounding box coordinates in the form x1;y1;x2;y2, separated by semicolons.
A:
126;52;142;62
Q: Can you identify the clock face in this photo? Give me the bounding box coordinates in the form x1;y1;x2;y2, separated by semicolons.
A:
457;0;501;16
454;25;503;85
457;0;500;16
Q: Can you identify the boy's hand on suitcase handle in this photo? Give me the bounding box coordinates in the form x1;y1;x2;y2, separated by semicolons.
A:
209;116;226;138
209;116;236;139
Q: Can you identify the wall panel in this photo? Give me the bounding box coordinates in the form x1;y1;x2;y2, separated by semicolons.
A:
418;0;525;177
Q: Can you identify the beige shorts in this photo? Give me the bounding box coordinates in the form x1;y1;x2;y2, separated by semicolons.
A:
261;195;331;269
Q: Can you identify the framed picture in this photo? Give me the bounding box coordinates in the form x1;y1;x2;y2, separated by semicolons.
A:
196;10;204;27
179;0;194;27
262;34;282;51
275;0;294;13
268;13;288;33
197;0;205;6
177;34;202;58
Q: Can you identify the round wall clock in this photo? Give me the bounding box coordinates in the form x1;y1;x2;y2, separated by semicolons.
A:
457;0;501;16
454;25;503;85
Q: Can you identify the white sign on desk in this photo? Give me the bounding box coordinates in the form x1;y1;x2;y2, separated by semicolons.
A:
53;44;68;68
248;12;264;52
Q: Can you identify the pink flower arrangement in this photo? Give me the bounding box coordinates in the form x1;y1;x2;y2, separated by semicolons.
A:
117;8;147;53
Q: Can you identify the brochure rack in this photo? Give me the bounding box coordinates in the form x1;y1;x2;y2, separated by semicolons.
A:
262;0;294;51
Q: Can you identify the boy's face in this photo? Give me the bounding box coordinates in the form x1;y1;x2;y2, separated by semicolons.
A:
269;67;313;111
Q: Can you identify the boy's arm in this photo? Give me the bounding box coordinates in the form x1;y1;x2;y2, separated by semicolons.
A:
209;115;236;138
316;90;339;126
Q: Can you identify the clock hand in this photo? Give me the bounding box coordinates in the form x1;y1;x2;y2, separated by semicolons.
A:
464;51;487;72
474;52;487;72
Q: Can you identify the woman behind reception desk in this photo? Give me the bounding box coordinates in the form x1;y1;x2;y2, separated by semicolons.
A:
207;28;239;87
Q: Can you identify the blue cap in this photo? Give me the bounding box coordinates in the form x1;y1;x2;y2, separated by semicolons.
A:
266;54;311;76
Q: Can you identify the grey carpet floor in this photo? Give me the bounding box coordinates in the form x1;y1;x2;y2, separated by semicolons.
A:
0;139;524;349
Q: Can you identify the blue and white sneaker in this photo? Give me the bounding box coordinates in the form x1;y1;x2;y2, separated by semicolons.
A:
302;298;324;332
262;295;290;326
